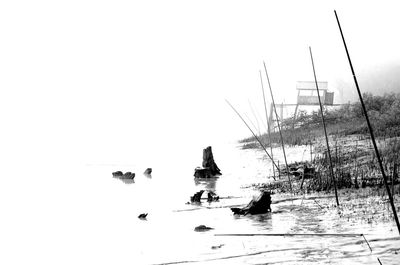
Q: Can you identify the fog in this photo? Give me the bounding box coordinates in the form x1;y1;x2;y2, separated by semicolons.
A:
0;1;399;264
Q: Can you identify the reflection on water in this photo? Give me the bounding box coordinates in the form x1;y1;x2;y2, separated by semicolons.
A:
117;178;136;184
88;142;399;265
194;178;217;191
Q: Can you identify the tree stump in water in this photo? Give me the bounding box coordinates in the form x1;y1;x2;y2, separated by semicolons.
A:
190;190;205;203
231;191;272;215
144;168;152;175
194;146;221;178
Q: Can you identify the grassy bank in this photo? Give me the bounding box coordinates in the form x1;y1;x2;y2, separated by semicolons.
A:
240;92;400;194
240;92;400;148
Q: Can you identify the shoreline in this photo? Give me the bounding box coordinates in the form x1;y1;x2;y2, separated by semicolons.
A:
239;133;400;196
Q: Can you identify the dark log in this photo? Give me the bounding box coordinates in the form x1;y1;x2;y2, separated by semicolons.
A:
113;171;135;180
194;225;213;232
121;172;135;179
138;213;148;219
190;190;205;203
112;171;123;177
231;191;271;215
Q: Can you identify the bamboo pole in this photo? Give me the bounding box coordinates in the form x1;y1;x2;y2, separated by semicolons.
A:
309;47;340;206
244;113;260;136
248;100;261;136
260;70;277;180
226;100;279;174
335;10;400;234
393;161;397;197
215;233;363;237
263;61;292;193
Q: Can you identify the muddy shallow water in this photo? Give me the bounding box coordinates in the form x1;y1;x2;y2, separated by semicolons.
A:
87;143;399;264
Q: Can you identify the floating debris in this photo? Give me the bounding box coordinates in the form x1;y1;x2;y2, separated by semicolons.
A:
144;168;152;175
112;171;135;180
190;190;205;203
194;225;213;232
211;244;224;249
112;171;123;177
138;213;148;220
231;191;271;215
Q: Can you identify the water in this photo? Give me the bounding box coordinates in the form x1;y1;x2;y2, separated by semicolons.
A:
1;142;399;264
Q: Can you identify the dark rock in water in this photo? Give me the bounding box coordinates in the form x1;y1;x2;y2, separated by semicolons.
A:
112;171;123;177
194;225;213;232
211;244;224;249
113;171;135;182
190;190;205;203
231;191;271;215
144;168;152;175
123;171;132;178
207;191;219;202
121;172;135;179
138;213;148;219
194;146;221;178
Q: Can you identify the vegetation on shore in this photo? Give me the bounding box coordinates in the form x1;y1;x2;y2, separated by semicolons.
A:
240;92;400;194
240;92;400;148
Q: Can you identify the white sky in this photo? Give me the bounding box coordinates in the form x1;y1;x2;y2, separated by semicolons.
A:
1;0;400;165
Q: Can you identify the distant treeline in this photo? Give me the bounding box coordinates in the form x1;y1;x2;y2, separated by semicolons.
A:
241;92;400;148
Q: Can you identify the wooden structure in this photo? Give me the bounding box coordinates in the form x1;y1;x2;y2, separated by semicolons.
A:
267;81;336;130
292;81;334;129
296;81;334;106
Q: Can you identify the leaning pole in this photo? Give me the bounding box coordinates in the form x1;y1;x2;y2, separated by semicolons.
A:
309;47;339;206
263;62;293;193
334;10;400;234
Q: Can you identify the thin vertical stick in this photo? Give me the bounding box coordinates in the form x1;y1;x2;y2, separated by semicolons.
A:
248;100;261;136
309;47;339;206
335;10;400;234
244;113;260;136
278;160;281;179
263;61;292;193
393;161;397;197
226;100;279;175
260;70;276;180
354;140;358;173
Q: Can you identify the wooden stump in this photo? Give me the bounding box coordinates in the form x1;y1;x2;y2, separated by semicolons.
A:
144;168;152;175
231;191;272;215
194;168;212;178
194;146;221;178
202;146;221;175
190;190;205;203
